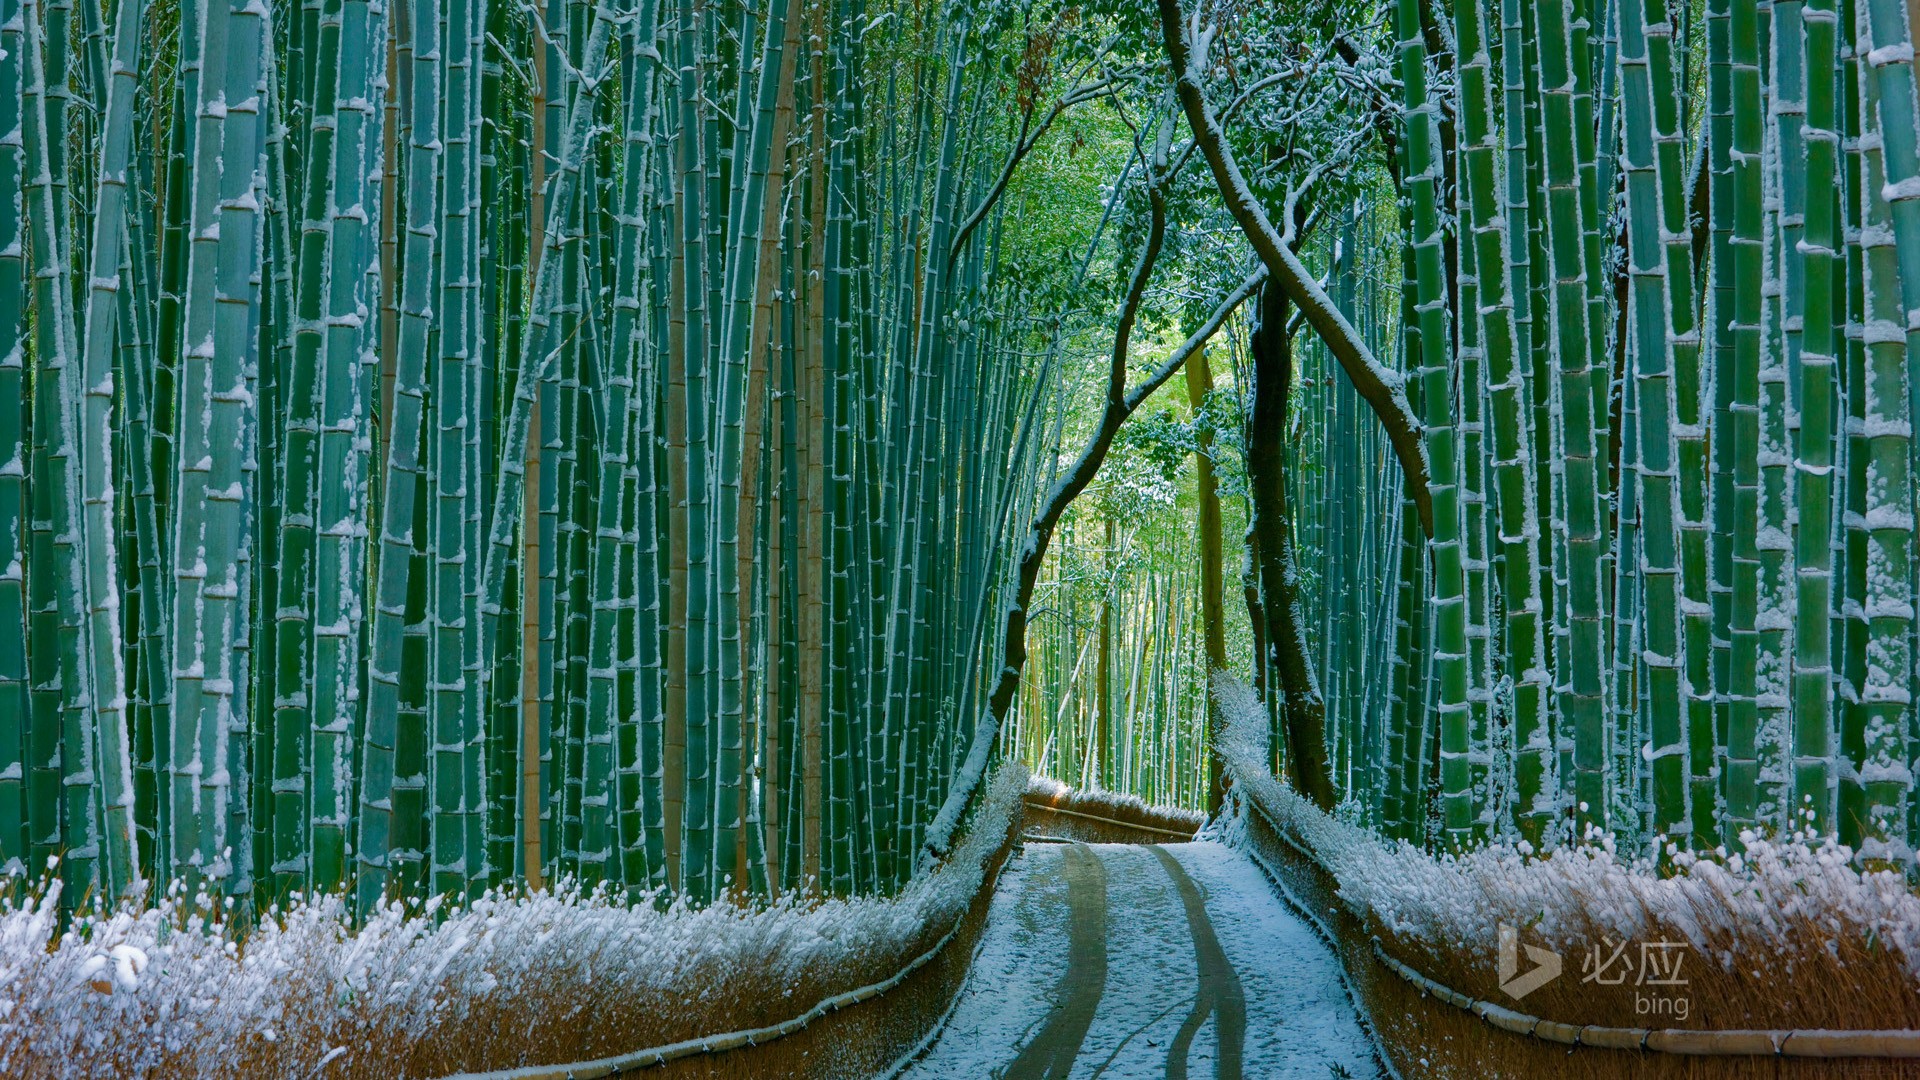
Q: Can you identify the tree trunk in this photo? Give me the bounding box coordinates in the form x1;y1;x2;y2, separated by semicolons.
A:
1245;282;1336;811
1157;0;1435;540
1243;528;1267;703
1186;347;1229;814
1097;517;1113;790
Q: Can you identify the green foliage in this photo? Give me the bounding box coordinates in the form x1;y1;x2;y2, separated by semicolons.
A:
3;0;1110;916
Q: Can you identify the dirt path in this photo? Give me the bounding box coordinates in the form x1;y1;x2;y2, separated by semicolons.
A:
1001;844;1109;1079
899;840;1377;1080
1151;845;1246;1080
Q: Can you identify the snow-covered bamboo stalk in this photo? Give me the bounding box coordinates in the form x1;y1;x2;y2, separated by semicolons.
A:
1393;0;1472;844
0;0;25;873
70;0;149;902
1493;0;1556;844
1842;29;1914;856
22;0;100;899
429;0;481;900
1532;0;1614;835
1616;0;1696;838
357;0;445;914
1789;0;1841;833
309;0;386;896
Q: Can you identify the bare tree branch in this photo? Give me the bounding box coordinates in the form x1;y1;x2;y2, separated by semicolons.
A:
1159;0;1435;537
949;67;1118;266
919;207;1268;865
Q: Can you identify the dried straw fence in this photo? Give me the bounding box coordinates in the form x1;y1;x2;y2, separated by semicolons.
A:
1227;753;1920;1079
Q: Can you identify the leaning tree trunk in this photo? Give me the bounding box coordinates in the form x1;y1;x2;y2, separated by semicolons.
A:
1156;0;1434;540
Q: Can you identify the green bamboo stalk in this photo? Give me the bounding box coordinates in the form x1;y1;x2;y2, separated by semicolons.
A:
23;0;102;901
1618;0;1697;839
271;0;344;906
1518;0;1566;829
1386;483;1422;837
119;230;164;882
0;0;32;872
200;0;268;900
1456;212;1493;837
1395;0;1472;845
430;0;480;900
1723;0;1766;836
159;0;238;898
1667;6;1715;849
1844;17;1912;852
458;0;490;890
143;0;199;887
1758;0;1798;828
679;0;717;900
1789;0;1840;833
73;0;150;900
1751;0;1797;830
601;0;662;892
1708;0;1739;853
640;120;677;891
358;0;443;913
1612;357;1644;832
544;152;579;878
1459;0;1545;843
247;101;279;898
1859;0;1920;848
309;0;386;896
1836;3;1868;857
481;0;523;889
1574;0;1614;564
1494;0;1556;842
1536;0;1614;836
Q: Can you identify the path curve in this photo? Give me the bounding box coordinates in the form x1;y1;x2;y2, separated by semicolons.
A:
900;840;1378;1080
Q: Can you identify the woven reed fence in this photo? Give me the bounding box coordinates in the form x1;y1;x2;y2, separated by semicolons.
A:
426;793;1024;1080
1226;753;1920;1079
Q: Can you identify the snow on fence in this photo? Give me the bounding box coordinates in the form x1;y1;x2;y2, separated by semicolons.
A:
0;765;1028;1080
1211;671;1920;1054
1021;775;1205;842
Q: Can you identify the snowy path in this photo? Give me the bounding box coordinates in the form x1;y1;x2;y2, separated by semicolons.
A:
901;840;1378;1080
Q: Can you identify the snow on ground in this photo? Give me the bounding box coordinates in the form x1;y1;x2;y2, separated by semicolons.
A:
899;845;1076;1078
1062;845;1204;1079
1162;842;1378;1077
901;840;1378;1079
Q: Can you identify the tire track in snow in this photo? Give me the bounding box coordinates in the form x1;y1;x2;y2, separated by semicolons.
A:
1152;844;1246;1080
1002;843;1109;1079
900;841;1377;1079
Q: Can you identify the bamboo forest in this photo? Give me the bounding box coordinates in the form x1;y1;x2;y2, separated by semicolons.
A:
13;0;1920;1076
